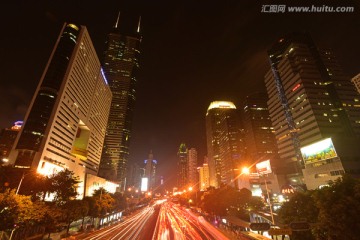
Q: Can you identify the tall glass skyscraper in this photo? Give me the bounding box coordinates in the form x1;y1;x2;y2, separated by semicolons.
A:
265;32;360;189
98;14;142;191
206;101;243;188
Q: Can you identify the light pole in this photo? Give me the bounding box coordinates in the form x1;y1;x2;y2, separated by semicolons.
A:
241;167;275;225
16;172;28;195
261;173;275;225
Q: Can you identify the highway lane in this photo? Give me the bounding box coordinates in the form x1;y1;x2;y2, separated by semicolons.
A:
153;201;229;240
77;205;157;240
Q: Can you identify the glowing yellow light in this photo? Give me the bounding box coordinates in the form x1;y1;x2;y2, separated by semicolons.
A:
207;101;236;112
67;23;79;31
242;167;250;175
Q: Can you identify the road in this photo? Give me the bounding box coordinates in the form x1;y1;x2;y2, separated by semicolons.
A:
76;203;160;240
153;201;229;240
75;199;229;240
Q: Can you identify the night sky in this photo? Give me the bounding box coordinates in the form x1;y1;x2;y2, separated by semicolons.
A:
1;0;359;188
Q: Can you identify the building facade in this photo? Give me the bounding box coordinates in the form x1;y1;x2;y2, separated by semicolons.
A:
8;23;112;198
265;32;360;189
351;73;360;94
188;148;198;190
98;15;142;191
198;156;210;191
177;143;188;190
144;151;157;191
206;101;243;188
0;121;22;160
241;92;278;167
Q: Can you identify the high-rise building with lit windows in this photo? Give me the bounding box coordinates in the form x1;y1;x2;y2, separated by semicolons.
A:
177;143;188;190
242;92;278;166
198;156;210;191
188;148;198;189
8;23;112;198
98;14;142;191
144;151;157;191
265;32;360;189
205;101;244;188
351;73;360;94
0;121;22;160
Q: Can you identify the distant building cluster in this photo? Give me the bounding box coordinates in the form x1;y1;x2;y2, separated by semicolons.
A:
197;32;360;198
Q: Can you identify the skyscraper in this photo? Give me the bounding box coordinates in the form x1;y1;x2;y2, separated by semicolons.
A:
351;73;360;94
98;14;142;191
0;121;22;160
8;23;112;197
198;156;210;191
177;143;188;189
188;148;198;189
144;151;157;191
206;101;243;188
241;92;278;166
265;32;360;189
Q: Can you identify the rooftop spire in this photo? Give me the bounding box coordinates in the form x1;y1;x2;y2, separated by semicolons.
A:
114;11;120;29
137;15;141;33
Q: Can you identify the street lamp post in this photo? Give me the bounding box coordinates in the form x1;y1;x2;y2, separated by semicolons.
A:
261;173;275;225
241;166;275;225
16;172;26;195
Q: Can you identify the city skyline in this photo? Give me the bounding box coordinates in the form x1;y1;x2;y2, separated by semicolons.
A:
1;0;359;188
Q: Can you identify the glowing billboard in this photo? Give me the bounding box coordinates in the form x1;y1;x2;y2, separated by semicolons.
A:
141;178;148;192
256;160;272;175
300;138;337;164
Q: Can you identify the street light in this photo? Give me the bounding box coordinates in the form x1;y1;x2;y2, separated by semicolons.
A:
16;171;32;195
241;165;275;225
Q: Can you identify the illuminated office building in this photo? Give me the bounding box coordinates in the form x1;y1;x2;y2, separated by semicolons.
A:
188;148;198;189
9;23;112;198
265;32;360;189
206;101;243;188
198;156;210;191
242;92;278;166
98;14;142;191
351;73;360;94
0;121;22;160
144;151;157;191
177;143;188;189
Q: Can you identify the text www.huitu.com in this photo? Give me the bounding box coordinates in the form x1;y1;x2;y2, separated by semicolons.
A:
261;5;355;13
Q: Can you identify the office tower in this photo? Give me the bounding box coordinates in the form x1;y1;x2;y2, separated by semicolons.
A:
206;101;243;188
177;143;188;189
351;73;360;93
0;121;22;160
144;151;157;191
188;148;198;189
265;32;360;189
126;162;143;191
242;92;278;166
98;14;142;191
198;156;210;191
8;23;112;198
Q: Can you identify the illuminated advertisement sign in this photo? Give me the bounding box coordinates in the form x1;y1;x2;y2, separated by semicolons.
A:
256;160;272;174
300;138;337;164
141;178;148;192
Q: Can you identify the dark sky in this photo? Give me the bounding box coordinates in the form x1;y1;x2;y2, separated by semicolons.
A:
1;0;360;188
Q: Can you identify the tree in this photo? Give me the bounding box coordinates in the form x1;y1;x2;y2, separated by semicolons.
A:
312;175;360;240
278;191;318;224
111;192;127;212
0;189;35;231
49;169;80;205
61;200;89;235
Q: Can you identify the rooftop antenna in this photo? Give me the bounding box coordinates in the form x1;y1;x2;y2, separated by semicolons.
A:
137;15;141;33
114;11;120;28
